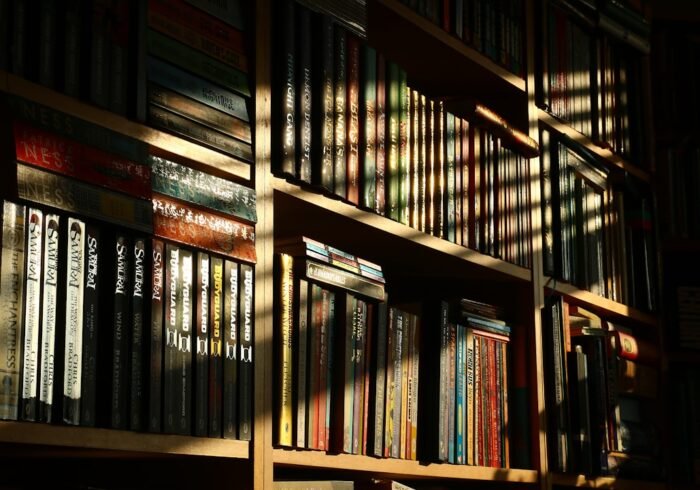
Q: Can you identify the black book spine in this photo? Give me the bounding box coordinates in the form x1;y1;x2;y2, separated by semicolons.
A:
163;243;180;434
276;0;296;177
129;237;147;431
111;234;130;430
297;4;313;184
238;263;254;441
223;260;239;439
194;252;210;437
79;223;100;427
333;25;347;199
312;13;334;192
209;257;224;437
149;238;165;433
176;248;194;435
38;0;59;89
62;0;83;97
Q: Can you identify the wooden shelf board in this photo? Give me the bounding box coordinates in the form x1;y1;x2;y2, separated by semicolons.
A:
551;473;667;490
538;109;651;182
545;278;658;327
2;72;251;182
274;448;539;483
273;177;532;284
368;0;529;131
0;422;250;459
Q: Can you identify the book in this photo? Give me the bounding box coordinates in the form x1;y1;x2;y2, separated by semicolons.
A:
194;252;210;437
296;278;310;448
164;243;180;434
129;237;148;432
223;259;239;439
20;207;43;422
149;238;165;433
300;259;385;301
238;262;254;441
110;233;131;430
209;256;225;437
80;223;100;427
361;45;377;210
346;33;361;205
297;4;313;183
386;61;400;221
62;217;85;426
278;253;294;446
334;25;347;200
312;11;335;193
276;0;296;178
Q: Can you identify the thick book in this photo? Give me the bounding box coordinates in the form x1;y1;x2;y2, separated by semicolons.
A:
194;252;210;437
149;155;256;223
361;45;377;210
238;262;254;441
209;256;225;437
299;259;385;301
0;202;26;421
152;194;255;263
38;214;63;424
296;4;313;183
277;253;294;446
334;25;347;200
110;234;131;430
223;260;239;439
79;223;100;427
149;238;165;433
20;208;43;422
62;218;85;426
311;12;335;193
129;237;148;431
276;0;296;177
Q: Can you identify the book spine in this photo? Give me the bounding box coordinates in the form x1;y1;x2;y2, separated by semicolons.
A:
108;0;129;116
342;295;356;453
38;0;57;89
387;62;400;221
296;278;309;448
149;83;252;144
149;155;256;223
361;46;377;210
177;248;194;435
409;313;420;460
297;5;313;183
398;70;410;226
419;94;428;233
447;323;457;463
39;214;61;423
129;237;147;431
147;30;250;97
13;121;152;202
375;53;387;215
391;310;404;459
353;300;367;454
278;0;295;177
318;288;330;450
147;2;248;72
346;34;361;205
79;224;99;427
223;260;239;439
147;105;253;163
111;234;131;430
15;163;153;234
147;57;249;122
313;13;334;192
149;239;165;433
426;99;435;235
302;260;385;301
466;326;475;465
62;218;85;425
209;256;224;437
238;263;254;441
445;112;456;243
62;0;82;97
400;311;410;459
88;0;110;109
384;307;395;457
194;252;210;437
278;254;294;446
334;26;347;200
20;208;43;422
326;292;337;451
152;194;255;263
164;244;180;434
410;90;420;229
435;102;446;239
362;302;374;456
455;118;463;246
371;301;387;456
308;285;322;449
455;324;465;464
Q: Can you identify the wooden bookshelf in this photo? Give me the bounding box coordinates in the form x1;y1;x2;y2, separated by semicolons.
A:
274;448;539;483
367;0;529;131
551;473;667;490
2;72;252;183
544;278;658;327
537;109;652;183
0;422;249;459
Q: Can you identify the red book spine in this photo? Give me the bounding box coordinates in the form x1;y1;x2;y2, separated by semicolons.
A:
152;194;256;263
346;34;361;205
148;0;245;55
462;119;471;248
13;120;151;199
488;337;499;467
442;0;451;32
310;287;323;450
317;288;329;450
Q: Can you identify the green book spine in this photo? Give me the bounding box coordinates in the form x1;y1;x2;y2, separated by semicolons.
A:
387;61;400;221
361;46;377;210
399;70;410;225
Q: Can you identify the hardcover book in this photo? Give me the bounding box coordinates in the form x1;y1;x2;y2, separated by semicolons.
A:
110;233;131;430
238;262;254;440
129;237;148;431
223;259;239;439
149;238;165;433
209;256;225;437
79;223;100;427
194;252;210;437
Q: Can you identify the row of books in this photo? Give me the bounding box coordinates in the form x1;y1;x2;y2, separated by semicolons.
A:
0;0;253;166
541;0;650;168
274;1;534;267
542;297;662;478
659;144;700;240
0;200;254;439
540;130;657;311
275;238;517;468
398;0;525;77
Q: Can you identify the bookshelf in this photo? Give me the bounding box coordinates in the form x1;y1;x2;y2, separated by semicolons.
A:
0;0;681;489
